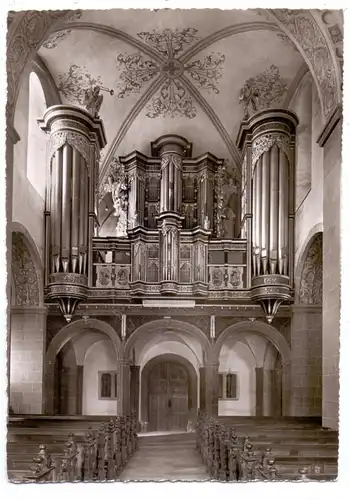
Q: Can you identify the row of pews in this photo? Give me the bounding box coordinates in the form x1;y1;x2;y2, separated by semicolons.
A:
196;412;338;481
7;414;138;482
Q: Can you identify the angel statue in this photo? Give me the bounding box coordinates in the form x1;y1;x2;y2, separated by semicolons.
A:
104;158;129;237
239;81;260;120
84;85;103;117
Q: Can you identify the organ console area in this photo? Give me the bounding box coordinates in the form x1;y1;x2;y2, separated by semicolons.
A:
39;105;298;323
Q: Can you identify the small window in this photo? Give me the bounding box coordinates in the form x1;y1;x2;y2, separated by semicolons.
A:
98;371;118;400
219;372;238;400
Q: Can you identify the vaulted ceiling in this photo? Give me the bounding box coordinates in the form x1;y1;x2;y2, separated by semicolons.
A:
36;9;324;185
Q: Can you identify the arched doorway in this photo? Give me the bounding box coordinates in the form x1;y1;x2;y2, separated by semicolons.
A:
141;354;198;432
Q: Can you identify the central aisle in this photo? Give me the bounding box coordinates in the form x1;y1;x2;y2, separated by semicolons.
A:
118;431;210;481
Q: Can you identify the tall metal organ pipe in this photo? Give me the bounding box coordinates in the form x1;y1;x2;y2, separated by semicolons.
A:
39;105;107;322
236;109;298;323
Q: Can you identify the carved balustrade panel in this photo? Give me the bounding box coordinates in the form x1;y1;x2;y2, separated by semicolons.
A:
208;265;245;290
94;263;131;288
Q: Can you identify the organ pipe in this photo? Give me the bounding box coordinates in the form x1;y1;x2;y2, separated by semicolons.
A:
39;105;107;322
236;109;298;323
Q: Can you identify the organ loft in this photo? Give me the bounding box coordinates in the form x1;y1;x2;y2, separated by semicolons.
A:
7;7;342;483
39;106;298;326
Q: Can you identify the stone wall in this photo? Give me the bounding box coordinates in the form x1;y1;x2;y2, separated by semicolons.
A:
10;310;46;414
322;120;341;430
290;306;322;416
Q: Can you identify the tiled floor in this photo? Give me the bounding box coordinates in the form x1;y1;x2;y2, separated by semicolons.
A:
118;432;209;481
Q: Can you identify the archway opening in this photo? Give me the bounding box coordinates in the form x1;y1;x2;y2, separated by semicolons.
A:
45;319;122;415
218;332;282;417
215;321;291;417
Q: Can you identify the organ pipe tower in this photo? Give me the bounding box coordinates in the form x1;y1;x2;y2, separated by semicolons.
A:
39;105;106;322
237;109;298;322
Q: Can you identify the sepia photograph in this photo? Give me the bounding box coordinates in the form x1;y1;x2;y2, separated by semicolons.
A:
3;2;345;488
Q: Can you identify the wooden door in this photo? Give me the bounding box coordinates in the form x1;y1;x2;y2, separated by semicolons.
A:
149;362;189;431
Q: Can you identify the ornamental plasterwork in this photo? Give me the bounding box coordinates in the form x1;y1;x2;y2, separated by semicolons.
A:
115;28;225;119
252;134;291;169
50;131;90;164
7;10;70;119
321;10;343;79
239;65;287;119
12;232;40;307
42;11;83;49
57;64;104;105
270;9;338;120
299;233;323;305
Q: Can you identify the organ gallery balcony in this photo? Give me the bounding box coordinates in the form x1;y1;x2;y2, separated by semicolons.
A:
90;237;248;301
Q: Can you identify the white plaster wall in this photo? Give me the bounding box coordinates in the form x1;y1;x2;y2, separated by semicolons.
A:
27;72;47;200
291;79;324;268
82;339;118;415
13;73;47;259
218;341;256;416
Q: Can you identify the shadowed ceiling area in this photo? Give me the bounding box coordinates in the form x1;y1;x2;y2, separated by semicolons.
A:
37;8;307;184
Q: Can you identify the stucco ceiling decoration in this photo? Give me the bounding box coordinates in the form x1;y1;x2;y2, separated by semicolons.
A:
115;28;225;119
265;9;340;121
6;9;72;121
57;64;104;105
42;11;83;49
239;64;287;119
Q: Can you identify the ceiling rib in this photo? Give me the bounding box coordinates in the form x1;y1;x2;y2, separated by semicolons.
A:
180;75;242;170
53;21;165;64
180;21;281;64
99;75;167;183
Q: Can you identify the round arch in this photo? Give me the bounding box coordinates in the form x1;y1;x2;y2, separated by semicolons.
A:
125;318;212;363
140;353;198;431
295;224;323;305
46;318;123;363
10;222;44;307
214;320;291;365
214;320;291;416
44;318;123;414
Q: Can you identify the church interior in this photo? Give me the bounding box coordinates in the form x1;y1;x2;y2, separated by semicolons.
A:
6;8;342;482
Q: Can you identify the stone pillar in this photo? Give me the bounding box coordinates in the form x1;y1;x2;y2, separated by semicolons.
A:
255;367;264;417
236;110;298;322
118;360;131;416
200;364;219;416
271;366;282;417
290;305;322;416
130;365;140;425
38;105;106;322
318;112;342;430
76;365;84;415
10;308;47;414
6;123;20;412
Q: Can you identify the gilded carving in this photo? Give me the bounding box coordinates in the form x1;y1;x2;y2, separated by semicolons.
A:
50;131;90;164
299;233;323;305
103;158;129;237
252;134;291;169
11;232;40;306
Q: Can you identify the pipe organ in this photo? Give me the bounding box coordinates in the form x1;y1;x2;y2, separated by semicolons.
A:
39;105;106;322
237;109;298;322
39;106;298;324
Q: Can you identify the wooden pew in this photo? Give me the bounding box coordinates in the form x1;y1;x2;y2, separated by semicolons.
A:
7;413;138;483
196;411;338;481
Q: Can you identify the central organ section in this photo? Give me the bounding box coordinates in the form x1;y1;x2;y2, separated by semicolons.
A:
95;134;245;296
